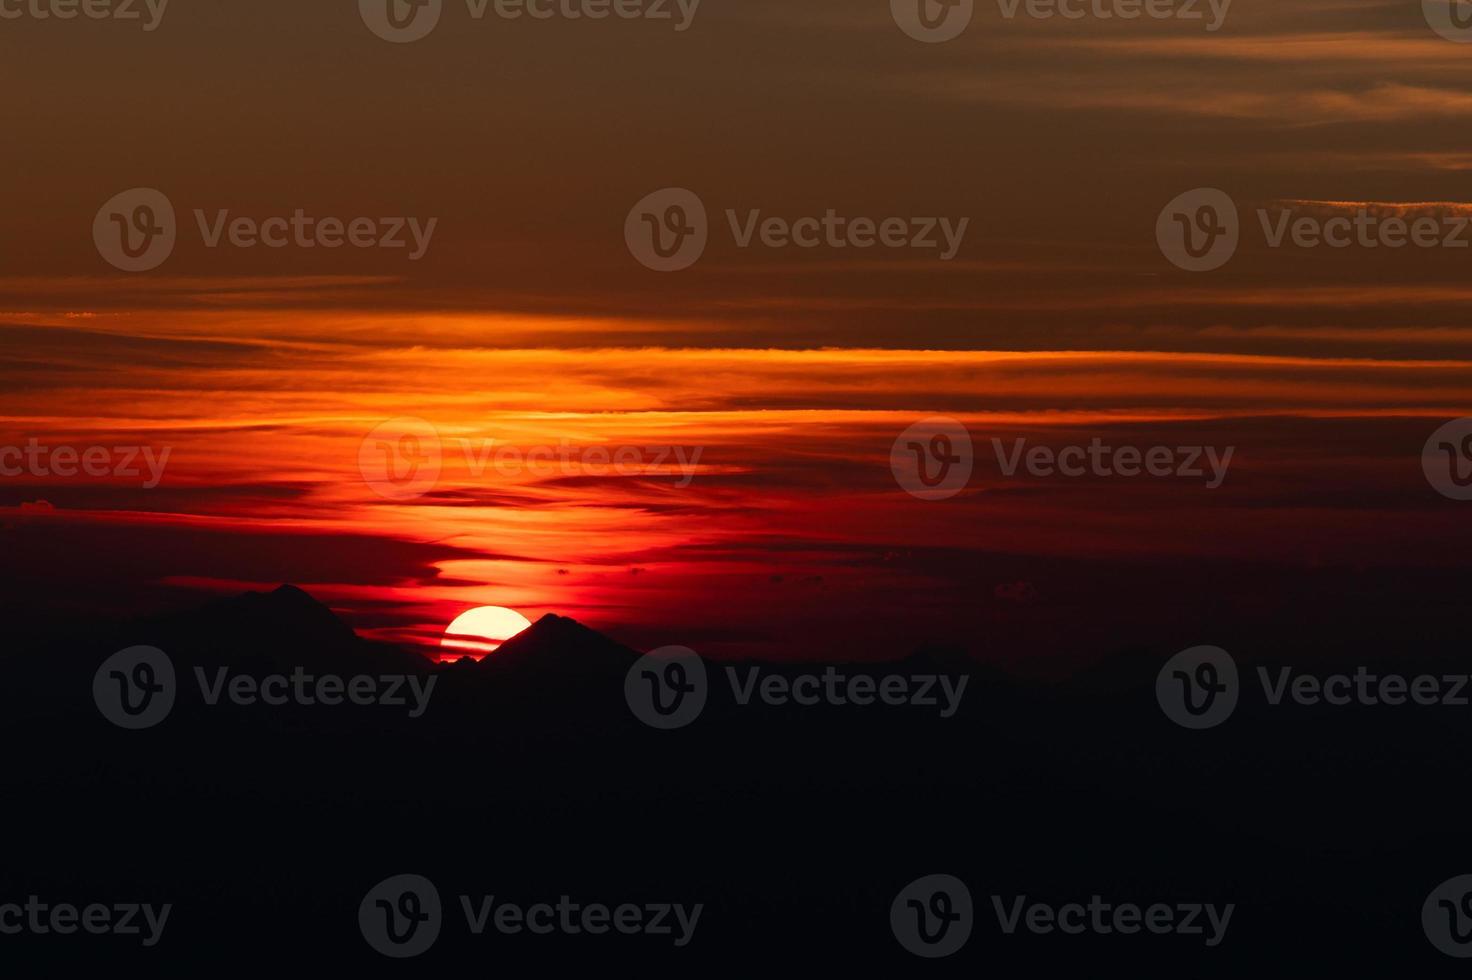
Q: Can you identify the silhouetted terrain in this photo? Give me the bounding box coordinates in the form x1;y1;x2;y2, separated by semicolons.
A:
3;585;1471;973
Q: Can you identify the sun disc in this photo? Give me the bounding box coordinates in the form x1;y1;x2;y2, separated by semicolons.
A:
440;605;533;659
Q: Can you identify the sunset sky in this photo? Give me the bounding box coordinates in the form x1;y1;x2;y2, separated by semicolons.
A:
2;0;1470;667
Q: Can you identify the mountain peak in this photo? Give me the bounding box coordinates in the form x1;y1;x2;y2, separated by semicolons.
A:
270;583;318;604
131;584;431;674
229;583;356;641
480;612;639;676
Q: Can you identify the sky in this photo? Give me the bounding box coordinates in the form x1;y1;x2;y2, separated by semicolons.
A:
2;0;1470;666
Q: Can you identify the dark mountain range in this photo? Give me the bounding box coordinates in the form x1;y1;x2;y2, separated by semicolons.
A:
130;583;428;675
1;586;1469;973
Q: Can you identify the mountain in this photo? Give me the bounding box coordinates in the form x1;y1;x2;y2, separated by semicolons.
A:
123;585;645;689
123;583;430;676
3;585;1463;972
479;612;641;670
180;583;358;647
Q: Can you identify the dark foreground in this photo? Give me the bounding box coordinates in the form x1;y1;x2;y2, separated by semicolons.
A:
2;585;1469;974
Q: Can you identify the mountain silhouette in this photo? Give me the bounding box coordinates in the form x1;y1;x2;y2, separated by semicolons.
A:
476;612;640;676
122;583;427;677
1;585;1464;973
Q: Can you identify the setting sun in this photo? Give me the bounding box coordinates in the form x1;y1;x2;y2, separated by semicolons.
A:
440;606;534;661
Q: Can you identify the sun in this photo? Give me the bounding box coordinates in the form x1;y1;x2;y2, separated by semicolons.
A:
440;605;533;660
